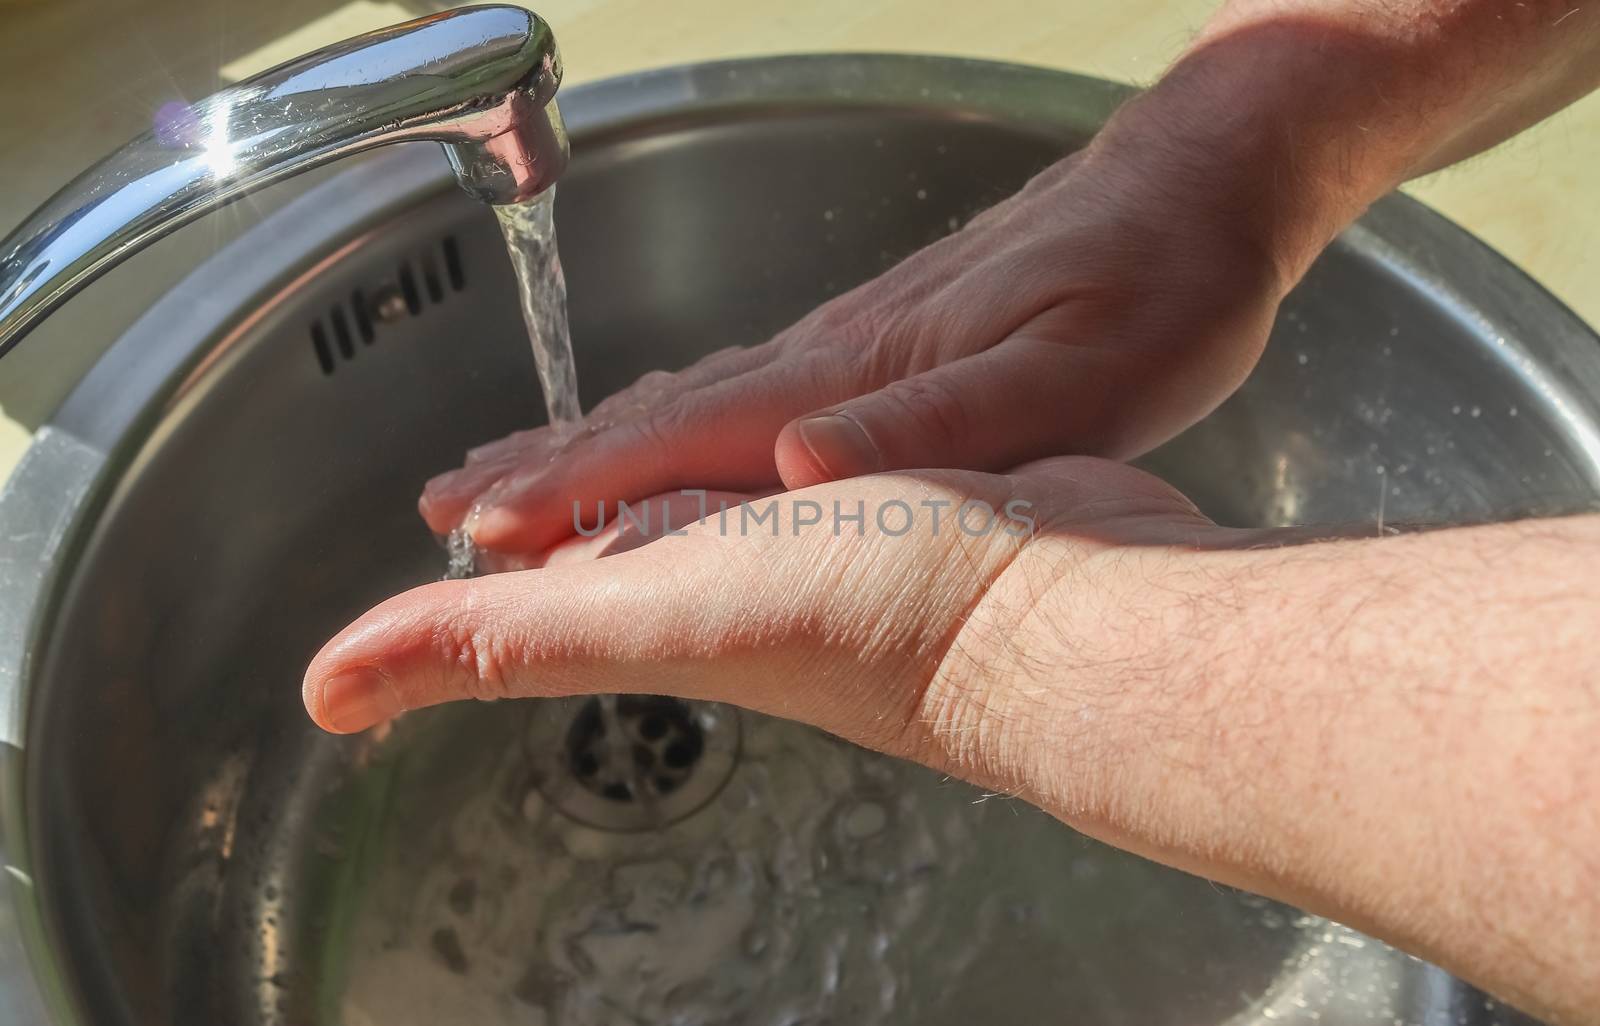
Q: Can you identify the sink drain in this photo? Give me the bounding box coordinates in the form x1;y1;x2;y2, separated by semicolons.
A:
524;696;740;831
567;695;705;802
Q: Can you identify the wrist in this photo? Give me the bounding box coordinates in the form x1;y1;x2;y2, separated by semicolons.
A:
971;537;1254;852
1084;24;1421;289
989;534;1343;893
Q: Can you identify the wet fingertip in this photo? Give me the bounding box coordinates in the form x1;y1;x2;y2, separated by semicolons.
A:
422;463;465;496
417;489;465;536
419;472;459;512
469;503;535;551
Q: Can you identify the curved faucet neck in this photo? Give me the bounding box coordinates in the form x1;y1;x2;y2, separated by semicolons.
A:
0;4;567;360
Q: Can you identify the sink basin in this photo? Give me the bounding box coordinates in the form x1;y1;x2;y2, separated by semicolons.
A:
3;54;1594;1026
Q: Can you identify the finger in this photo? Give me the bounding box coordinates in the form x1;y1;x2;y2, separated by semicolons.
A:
585;345;772;421
774;311;1131;489
420;432;559;534
306;471;1036;742
419;346;772;534
437;224;1066;554
465;346;857;554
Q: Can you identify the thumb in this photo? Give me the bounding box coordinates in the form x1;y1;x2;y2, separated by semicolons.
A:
302;547;757;733
775;319;1125;490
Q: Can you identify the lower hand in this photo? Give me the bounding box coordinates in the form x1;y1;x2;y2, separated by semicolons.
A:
309;457;1232;815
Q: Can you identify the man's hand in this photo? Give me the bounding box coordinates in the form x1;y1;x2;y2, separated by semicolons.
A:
422;0;1600;570
316;458;1223;754
314;462;1600;1024
419;141;1287;561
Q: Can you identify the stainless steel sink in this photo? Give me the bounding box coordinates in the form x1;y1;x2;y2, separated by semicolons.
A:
3;54;1595;1025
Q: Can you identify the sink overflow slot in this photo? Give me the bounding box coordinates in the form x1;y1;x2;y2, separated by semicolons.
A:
309;234;468;376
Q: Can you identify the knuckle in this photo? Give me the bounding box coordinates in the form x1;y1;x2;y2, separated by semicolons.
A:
780;289;930;390
631;369;678;392
590;368;683;420
465;428;538;464
804;293;909;351
435;617;515;703
813;308;918;391
624;399;688;455
834;302;901;353
693;344;753;373
803;292;868;334
784;344;859;401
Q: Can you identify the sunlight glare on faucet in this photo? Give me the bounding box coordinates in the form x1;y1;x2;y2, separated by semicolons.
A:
203;102;239;178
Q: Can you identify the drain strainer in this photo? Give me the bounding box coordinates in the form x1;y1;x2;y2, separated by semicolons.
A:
523;695;740;831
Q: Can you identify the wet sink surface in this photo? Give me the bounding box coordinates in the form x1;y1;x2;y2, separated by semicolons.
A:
325;702;1308;1025
7;56;1593;1025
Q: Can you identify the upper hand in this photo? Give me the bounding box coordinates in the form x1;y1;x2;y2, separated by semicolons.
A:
419;134;1289;563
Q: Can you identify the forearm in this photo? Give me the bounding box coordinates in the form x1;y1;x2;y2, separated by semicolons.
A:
1086;0;1600;283
1010;516;1600;1023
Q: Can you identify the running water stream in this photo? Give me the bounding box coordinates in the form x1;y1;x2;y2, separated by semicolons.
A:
445;186;582;580
446;185;638;765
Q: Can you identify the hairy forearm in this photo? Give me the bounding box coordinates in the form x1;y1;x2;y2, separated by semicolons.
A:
1009;516;1600;1023
1202;0;1600;174
1087;0;1600;283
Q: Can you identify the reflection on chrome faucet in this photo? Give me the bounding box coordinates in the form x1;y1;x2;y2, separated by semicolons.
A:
0;5;568;359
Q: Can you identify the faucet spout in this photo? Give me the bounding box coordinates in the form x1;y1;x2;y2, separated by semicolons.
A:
444;94;570;206
0;4;567;359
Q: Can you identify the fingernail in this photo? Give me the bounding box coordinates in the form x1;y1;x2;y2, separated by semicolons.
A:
796;415;880;480
321;670;403;733
471;505;520;549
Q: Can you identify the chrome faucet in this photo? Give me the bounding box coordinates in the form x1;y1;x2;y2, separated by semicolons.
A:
0;4;567;359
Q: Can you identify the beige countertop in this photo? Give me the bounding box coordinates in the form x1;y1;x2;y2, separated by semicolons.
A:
1;0;1596;477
